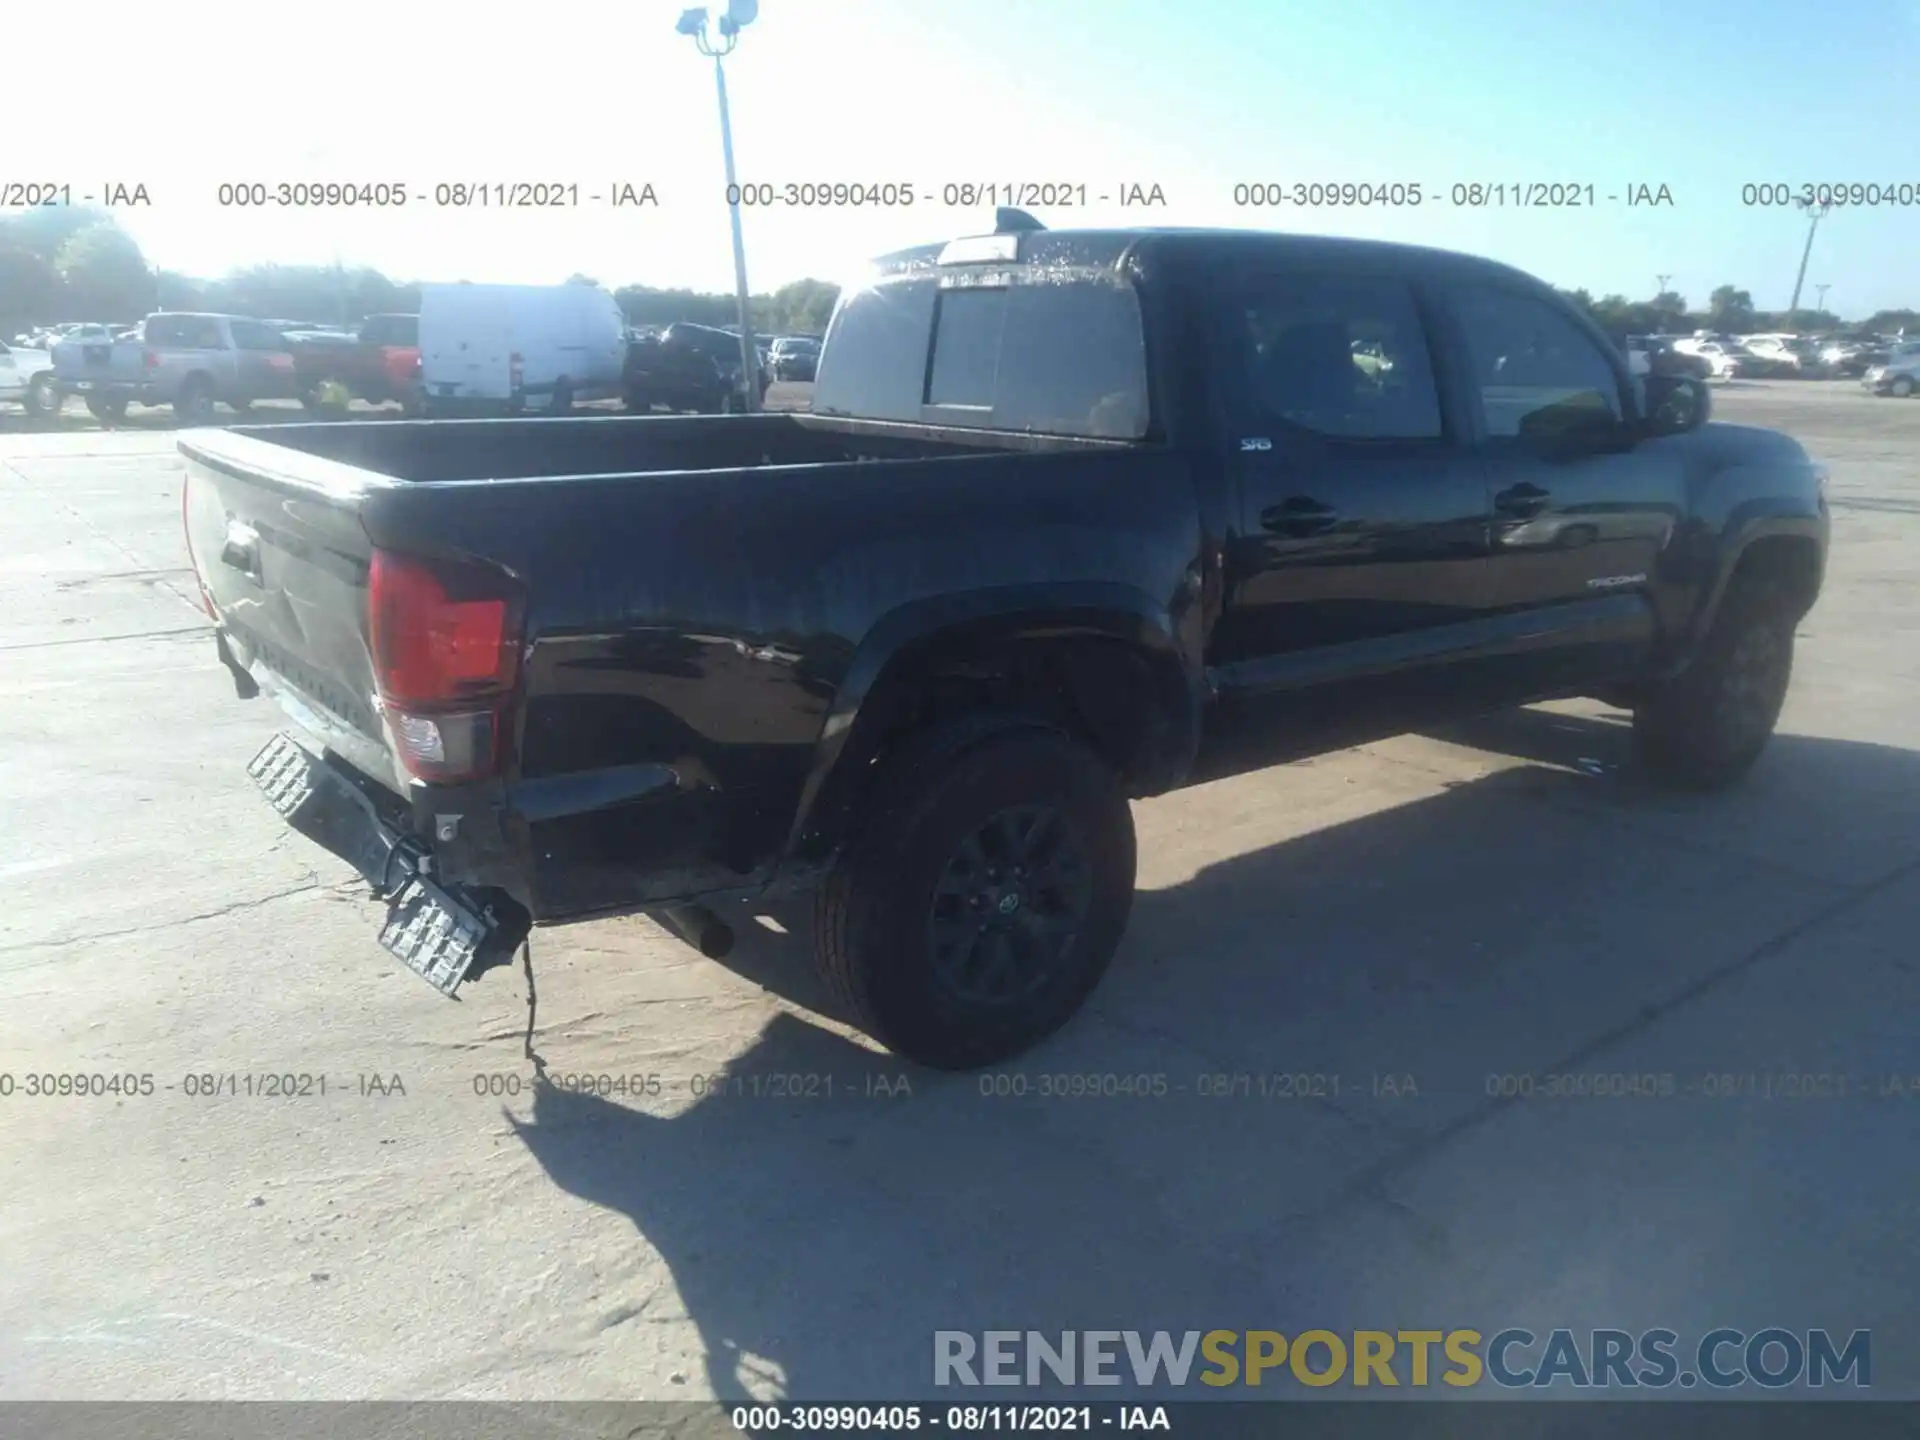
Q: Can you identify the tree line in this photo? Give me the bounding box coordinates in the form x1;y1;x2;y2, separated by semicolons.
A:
3;207;1915;343
0;208;841;338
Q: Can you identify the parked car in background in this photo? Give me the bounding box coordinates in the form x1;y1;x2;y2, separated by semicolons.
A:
286;314;422;416
0;338;60;417
1743;336;1824;376
771;335;821;381
1821;341;1885;377
1628;336;1711;379
418;281;627;415
24;323;102;348
1679;340;1757;379
57;323;121;346
624;321;771;413
1863;342;1920;396
52;312;300;422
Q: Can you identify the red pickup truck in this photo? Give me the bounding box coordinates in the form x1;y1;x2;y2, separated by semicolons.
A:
287;314;421;416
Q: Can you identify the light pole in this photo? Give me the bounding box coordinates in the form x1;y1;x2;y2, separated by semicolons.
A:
677;2;762;412
1814;283;1830;316
1654;274;1675;333
1786;198;1832;319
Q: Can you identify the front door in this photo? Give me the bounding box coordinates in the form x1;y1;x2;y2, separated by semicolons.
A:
1435;280;1683;698
1205;262;1492;702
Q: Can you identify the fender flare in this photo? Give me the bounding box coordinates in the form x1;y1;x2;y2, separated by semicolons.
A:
783;582;1203;863
1689;509;1826;645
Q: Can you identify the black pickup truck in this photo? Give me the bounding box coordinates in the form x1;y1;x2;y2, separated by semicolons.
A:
178;218;1829;1068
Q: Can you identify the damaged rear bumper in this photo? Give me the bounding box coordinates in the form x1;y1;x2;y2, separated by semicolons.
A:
248;731;528;996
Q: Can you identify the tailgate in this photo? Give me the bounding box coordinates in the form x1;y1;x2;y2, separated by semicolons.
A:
379;345;421;387
53;339;144;382
181;439;397;788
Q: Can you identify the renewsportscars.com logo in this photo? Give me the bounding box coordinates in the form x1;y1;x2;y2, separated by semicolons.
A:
934;1328;1872;1390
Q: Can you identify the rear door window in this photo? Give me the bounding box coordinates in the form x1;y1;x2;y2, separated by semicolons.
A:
229;320;286;350
147;315;226;349
1212;269;1445;440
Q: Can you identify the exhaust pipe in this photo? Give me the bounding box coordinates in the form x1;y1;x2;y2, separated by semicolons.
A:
655;903;735;959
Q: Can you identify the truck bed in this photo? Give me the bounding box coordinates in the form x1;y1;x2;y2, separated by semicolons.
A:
201;410;1130;485
179;410;1186;921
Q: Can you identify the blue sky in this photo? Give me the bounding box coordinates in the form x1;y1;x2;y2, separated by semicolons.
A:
16;0;1918;314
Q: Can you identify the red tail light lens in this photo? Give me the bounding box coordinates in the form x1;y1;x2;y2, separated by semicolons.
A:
143;349;159;370
369;550;521;706
368;549;524;782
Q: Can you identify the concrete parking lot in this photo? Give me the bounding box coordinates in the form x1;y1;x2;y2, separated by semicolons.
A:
1;381;1916;1402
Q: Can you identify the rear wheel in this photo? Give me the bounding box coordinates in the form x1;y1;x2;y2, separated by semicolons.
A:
84;394;128;422
547;380;574;415
1891;375;1915;398
1632;576;1796;790
23;373;60;418
175;375;215;424
812;722;1137;1070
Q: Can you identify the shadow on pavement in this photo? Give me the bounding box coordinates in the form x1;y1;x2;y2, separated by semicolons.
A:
509;709;1920;1400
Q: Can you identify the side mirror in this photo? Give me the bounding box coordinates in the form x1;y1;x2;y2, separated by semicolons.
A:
1641;374;1710;437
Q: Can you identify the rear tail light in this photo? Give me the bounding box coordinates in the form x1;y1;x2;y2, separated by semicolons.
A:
367;549;525;784
509;352;523;391
269;352;293;371
143;349;159;370
180;476;216;618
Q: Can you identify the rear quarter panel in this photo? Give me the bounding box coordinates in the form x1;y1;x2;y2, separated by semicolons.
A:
358;443;1204;906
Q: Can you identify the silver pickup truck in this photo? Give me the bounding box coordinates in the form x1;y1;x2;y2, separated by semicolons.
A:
53;312;300;422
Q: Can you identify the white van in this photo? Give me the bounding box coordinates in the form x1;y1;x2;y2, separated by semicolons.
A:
418;281;627;414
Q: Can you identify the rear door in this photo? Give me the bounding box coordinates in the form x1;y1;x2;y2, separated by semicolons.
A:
589;291;626;386
1434;277;1682;695
422;288;512;399
546;289;588;391
228;318;298;400
1205;259;1493;693
147;314;231;398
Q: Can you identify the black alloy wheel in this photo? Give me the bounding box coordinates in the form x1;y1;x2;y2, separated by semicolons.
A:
927;803;1095;1009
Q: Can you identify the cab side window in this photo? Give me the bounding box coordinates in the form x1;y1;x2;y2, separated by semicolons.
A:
1215;270;1444;441
230;320;285;351
1447;284;1623;439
